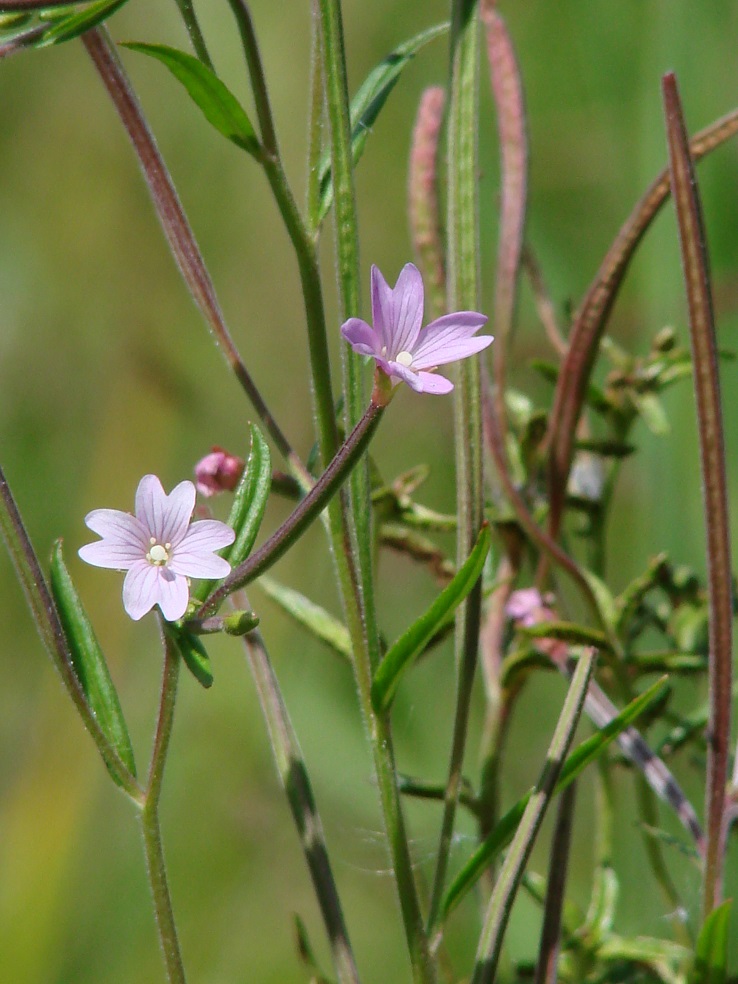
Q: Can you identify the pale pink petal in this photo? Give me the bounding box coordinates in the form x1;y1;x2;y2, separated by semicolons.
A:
341;317;381;356
386;263;424;356
386;361;426;392
123;563;189;621
411;313;492;367
134;475;169;540
122;562;164;620
160;480;197;546
170;551;231;579
83;508;149;549
370;264;394;349
153;568;191;621
78;540;144;570
180;519;235;551
414;371;454;395
170;520;234;578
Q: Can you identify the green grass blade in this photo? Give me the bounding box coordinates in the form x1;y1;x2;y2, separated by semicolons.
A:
371;524;491;713
49;540;137;781
122;41;260;155
443;676;668;917
317;22;447;221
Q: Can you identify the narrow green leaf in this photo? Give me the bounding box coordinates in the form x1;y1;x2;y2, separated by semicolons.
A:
318;23;447;221
37;0;129;47
166;625;213;689
193;424;272;605
259;576;351;660
224;424;272;566
49;540;136;780
690;900;732;984
442;676;668;917
519;619;613;654
122;41;260;155
371;524;491;713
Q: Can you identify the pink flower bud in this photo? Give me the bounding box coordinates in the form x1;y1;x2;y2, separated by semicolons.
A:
194;448;244;497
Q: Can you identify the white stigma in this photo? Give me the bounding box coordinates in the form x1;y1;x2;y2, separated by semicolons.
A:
395;351;414;367
147;541;170;566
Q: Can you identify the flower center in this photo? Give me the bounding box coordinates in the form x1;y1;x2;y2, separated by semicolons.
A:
395;350;414;367
147;538;171;566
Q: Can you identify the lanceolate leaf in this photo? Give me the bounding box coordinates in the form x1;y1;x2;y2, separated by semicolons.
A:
519;620;613;654
224;424;272;568
33;0;128;47
49;540;137;781
318;23;447;221
166;624;213;689
122;42;260;155
691;900;732;984
371;524;491;713
663;71;733;917
442;676;668;917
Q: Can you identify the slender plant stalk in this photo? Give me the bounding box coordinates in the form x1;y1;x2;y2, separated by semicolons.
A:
0;465;142;801
227;0;340;472
237;598;360;984
545;106;738;538
471;649;596;984
196;398;385;614
315;4;433;981
427;0;484;934
482;0;528;438
141;629;187;984
522;245;567;356
315;0;377;631
306;2;325;234
82;27;302;475
534;782;576;984
171;0;212;68
662;72;733;917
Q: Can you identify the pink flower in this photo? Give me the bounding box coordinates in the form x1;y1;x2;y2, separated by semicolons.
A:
506;588;568;665
79;475;235;621
341;263;493;395
194;447;244;497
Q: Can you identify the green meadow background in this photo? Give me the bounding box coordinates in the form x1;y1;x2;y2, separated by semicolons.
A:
1;2;737;981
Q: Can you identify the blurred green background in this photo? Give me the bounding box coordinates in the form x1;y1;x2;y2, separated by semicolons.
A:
1;2;737;981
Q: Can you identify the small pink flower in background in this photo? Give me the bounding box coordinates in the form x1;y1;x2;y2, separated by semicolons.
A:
341;263;493;395
194;447;244;497
79;475;235;621
506;588;568;665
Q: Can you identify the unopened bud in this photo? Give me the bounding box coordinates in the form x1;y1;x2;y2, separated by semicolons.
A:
194;447;244;497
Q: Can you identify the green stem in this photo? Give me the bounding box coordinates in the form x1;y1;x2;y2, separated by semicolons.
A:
228;0;339;469
141;629;186;984
315;0;376;637
471;650;596;984
428;0;483;931
316;5;432;981
238;601;360;984
306;2;325;235
172;0;213;68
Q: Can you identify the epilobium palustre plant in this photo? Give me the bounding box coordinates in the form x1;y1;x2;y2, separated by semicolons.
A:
1;3;737;983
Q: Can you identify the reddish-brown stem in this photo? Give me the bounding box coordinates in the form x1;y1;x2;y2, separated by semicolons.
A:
662;73;732;916
545;106;738;539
